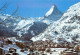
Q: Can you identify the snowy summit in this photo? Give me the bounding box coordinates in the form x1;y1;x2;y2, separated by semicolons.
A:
44;4;63;21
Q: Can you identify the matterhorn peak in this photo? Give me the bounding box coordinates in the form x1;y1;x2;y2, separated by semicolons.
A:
44;4;63;21
45;4;57;17
51;4;57;8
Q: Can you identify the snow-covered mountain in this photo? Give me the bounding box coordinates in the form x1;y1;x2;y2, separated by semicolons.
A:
0;4;63;40
0;15;48;38
0;14;18;37
13;20;48;40
31;2;80;43
44;4;63;21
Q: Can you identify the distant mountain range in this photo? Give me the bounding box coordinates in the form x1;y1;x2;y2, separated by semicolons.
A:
0;5;63;40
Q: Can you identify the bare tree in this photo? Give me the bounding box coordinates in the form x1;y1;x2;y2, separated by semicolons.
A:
0;1;9;24
11;5;19;16
0;1;19;24
0;1;9;14
0;18;7;24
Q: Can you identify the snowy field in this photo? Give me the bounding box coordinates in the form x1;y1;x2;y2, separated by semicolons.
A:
3;44;29;55
44;48;66;55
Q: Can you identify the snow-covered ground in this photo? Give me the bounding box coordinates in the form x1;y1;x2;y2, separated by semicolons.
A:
3;44;29;55
44;48;66;55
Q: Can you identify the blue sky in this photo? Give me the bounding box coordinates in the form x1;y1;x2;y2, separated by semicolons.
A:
0;0;80;17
